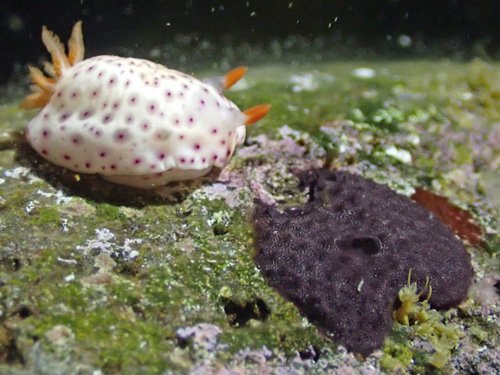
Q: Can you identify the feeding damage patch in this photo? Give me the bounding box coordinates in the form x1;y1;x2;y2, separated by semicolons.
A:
253;169;474;356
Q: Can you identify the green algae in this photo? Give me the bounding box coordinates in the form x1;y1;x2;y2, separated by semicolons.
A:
0;59;499;374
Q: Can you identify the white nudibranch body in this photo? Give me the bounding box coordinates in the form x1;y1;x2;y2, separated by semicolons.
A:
22;22;270;189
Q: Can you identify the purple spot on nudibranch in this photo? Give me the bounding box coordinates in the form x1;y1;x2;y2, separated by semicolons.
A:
100;152;107;158
202;158;206;163
129;97;137;105
87;66;94;72
221;140;226;145
212;128;218;134
149;104;156;112
71;91;78;99
213;155;218;160
110;164;116;170
113;129;131;143
194;144;201;150
180;158;186;163
190;158;195;163
141;123;150;131
98;72;103;78
200;100;205;105
126;115;134;124
109;79;115;85
85;162;91;168
42;129;51;138
43;113;50;120
226;149;231;156
125;80;130;87
179;135;184;140
71;135;83;145
134;158;142;165
63;154;71;160
113;102;120;109
158;153;166;160
102;114;113;124
92;90;99;97
60;113;70;122
80;110;92;119
56;92;62;98
189;117;194;123
41;149;49;156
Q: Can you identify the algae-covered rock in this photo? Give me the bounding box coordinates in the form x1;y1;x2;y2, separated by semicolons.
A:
1;59;499;374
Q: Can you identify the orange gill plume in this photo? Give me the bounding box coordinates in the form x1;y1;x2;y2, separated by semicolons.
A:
21;21;85;110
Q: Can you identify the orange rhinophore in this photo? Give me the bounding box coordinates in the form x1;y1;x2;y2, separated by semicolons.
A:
224;66;248;89
243;104;272;125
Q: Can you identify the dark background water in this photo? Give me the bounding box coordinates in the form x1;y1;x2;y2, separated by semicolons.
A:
1;0;499;84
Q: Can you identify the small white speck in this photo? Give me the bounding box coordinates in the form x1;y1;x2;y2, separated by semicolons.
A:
4;167;31;179
357;279;364;292
0;178;4;184
352;68;376;79
61;218;69;232
57;257;77;265
385;146;412;164
290;73;318;92
65;273;75;282
461;92;473;100
25;200;39;213
397;34;412;48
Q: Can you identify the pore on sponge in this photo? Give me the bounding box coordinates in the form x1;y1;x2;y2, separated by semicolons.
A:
253;169;473;356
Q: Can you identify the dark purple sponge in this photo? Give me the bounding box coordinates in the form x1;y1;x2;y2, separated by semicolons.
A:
253;169;473;356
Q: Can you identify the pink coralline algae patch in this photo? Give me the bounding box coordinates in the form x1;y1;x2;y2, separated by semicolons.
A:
21;22;270;188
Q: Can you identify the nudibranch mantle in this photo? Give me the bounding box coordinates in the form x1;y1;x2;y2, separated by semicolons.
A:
22;21;270;188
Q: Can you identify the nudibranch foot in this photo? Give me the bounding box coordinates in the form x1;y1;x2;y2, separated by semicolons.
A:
102;166;214;189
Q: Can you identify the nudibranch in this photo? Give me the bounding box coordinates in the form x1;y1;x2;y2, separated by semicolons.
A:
21;21;270;188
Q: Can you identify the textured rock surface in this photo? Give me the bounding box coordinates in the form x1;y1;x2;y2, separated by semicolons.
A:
253;169;474;356
1;57;500;374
